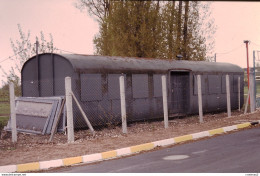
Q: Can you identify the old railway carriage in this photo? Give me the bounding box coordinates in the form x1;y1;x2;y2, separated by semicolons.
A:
21;53;244;128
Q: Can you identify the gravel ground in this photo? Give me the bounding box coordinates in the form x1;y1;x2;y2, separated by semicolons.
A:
0;109;260;166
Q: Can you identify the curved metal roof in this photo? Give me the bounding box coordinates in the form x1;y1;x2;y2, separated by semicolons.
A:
26;53;243;73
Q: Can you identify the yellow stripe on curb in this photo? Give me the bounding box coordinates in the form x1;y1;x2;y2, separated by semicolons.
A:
174;135;193;143
17;162;40;172
63;156;83;166
130;143;154;153
209;128;224;135
237;122;251;129
101;150;117;159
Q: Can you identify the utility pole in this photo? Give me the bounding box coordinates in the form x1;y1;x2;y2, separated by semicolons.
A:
244;40;250;103
36;38;40;96
214;53;216;62
36;38;39;55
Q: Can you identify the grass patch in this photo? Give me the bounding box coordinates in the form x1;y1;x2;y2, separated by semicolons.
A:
244;85;260;95
0;116;9;131
0;102;10;116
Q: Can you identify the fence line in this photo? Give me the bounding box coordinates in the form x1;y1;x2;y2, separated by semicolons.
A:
3;72;250;143
226;75;231;117
9;82;17;143
65;77;74;143
238;77;240;111
71;91;95;134
162;75;169;128
197;75;203;123
119;75;127;134
249;72;256;112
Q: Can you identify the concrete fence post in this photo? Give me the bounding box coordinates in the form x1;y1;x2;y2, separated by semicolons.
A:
71;92;95;134
238;77;240;111
9;82;17;143
161;75;168;128
244;87;250;114
119;76;127;134
226;75;231;117
197;75;203;123
249;72;256;112
65;77;74;143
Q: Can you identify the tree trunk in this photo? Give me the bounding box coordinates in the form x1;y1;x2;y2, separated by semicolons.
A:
168;1;175;59
183;1;189;60
176;1;182;58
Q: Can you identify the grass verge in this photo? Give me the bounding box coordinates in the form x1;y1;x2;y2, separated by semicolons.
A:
0;116;9;131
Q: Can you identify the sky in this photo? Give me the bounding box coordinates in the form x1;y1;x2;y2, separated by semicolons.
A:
0;1;260;87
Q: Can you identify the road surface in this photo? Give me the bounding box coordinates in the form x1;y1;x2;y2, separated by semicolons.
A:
49;126;260;173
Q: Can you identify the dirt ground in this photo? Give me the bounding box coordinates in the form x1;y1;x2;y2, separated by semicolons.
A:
1;109;260;166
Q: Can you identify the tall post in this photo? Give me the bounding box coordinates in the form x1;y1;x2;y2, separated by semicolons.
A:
214;53;216;62
36;38;40;97
9;82;17;143
119;76;127;134
162;75;168;128
249;72;256;112
226;75;231;117
197;75;203;123
253;51;256;99
36;38;39;55
65;77;74;143
238;77;240;111
244;40;250;104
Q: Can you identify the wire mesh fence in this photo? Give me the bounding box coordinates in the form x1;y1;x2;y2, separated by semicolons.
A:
0;85;21;117
2;71;248;139
0;92;9;117
0;84;21;132
254;67;260;108
71;73;165;131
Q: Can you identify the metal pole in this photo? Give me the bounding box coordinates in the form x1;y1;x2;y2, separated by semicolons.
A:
9;82;17;143
238;77;240;111
253;51;256;100
162;75;169;128
250;72;256;112
36;38;40;97
244;40;250;104
65;77;74;143
197;75;203;123
214;53;216;62
119;76;127;134
226;75;231;117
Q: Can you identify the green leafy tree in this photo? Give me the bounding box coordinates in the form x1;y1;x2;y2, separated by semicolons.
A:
76;1;216;61
97;1;163;58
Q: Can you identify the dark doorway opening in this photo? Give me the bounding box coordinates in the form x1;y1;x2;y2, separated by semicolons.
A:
169;71;190;115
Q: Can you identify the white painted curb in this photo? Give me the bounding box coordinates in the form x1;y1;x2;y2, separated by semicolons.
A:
82;153;102;163
0;121;258;173
39;159;63;170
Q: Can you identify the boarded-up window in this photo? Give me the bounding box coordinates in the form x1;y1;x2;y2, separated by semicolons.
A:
108;74;125;100
81;74;102;101
153;74;163;97
194;75;207;95
132;74;149;98
208;75;221;94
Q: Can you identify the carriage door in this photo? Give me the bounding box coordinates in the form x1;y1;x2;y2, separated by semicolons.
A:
170;71;190;114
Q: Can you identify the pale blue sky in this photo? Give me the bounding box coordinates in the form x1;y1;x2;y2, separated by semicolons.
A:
0;1;260;85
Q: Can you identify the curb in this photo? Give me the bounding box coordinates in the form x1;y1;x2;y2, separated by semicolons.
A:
1;120;259;173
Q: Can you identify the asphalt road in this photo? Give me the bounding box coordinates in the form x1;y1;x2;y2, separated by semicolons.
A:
51;126;260;173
